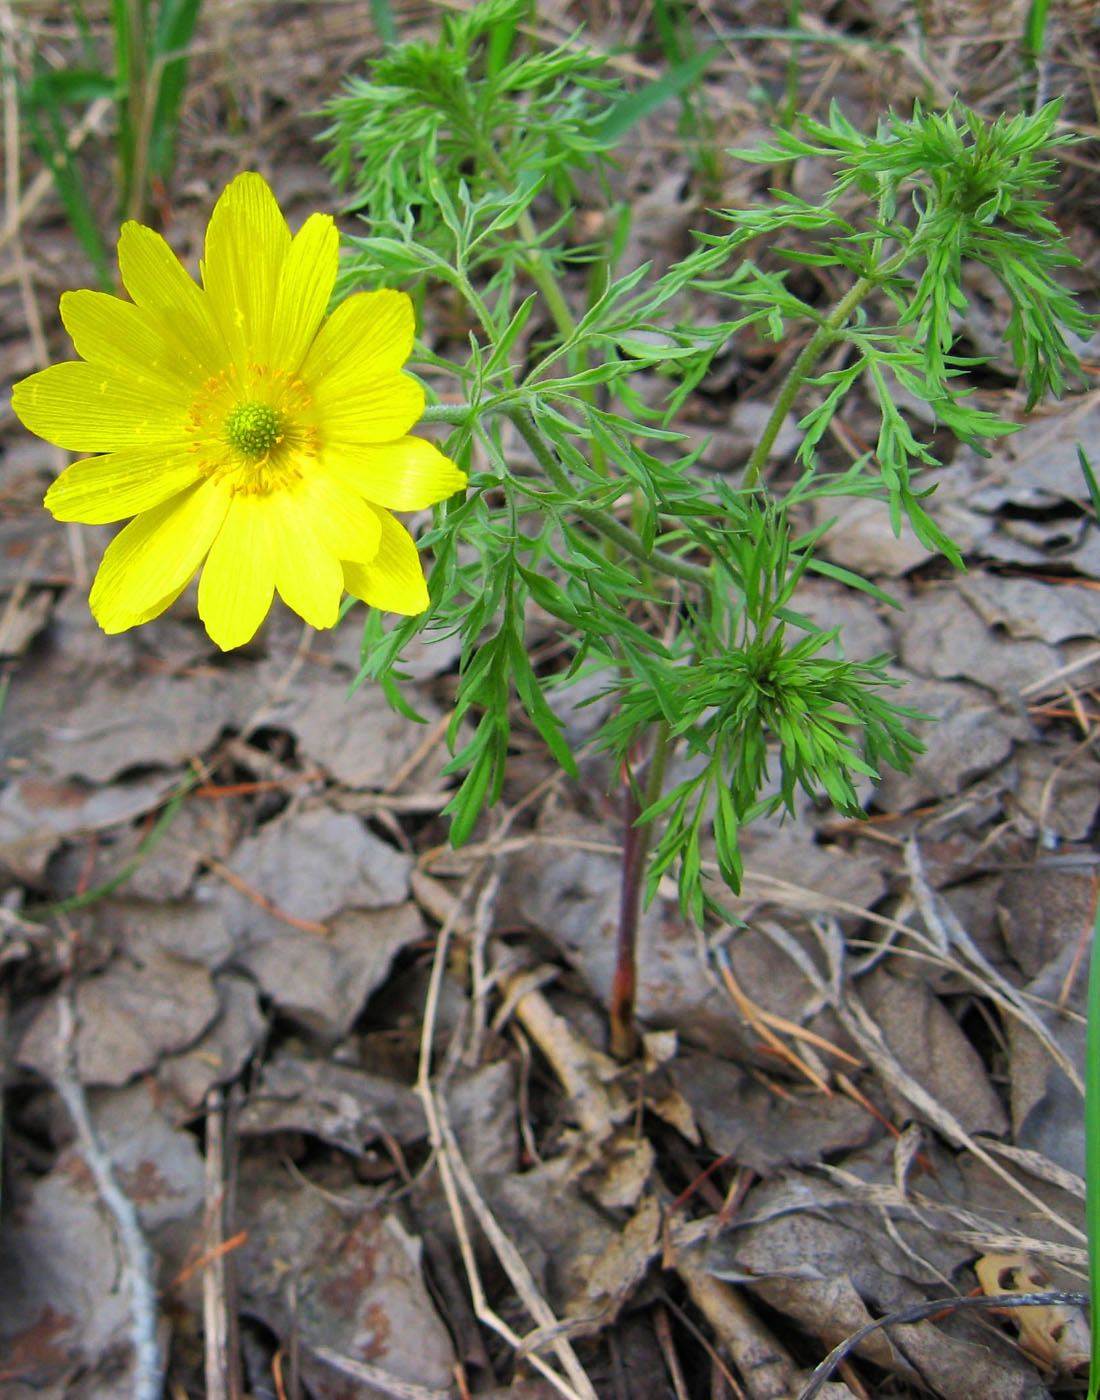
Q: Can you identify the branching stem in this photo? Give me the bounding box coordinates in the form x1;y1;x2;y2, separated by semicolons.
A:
742;239;917;489
468;127;577;342
508;408;713;589
742;275;873;489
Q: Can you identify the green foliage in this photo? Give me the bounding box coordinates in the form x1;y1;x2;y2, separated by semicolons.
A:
731;101;1089;407
22;57;115;288
1081;447;1100;1400
598;505;924;916
324;2;1090;920
16;0;203;272
321;0;614;245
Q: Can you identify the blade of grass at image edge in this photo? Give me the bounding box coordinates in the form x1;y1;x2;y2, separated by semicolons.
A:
1078;445;1100;1397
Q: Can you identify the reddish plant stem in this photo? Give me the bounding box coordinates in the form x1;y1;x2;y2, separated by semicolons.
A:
610;757;643;1060
609;724;671;1060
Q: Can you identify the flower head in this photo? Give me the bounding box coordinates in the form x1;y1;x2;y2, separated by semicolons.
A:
11;172;466;649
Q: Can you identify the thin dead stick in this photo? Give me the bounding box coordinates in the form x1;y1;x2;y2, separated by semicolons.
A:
654;1304;692;1400
203;1087;243;1400
193;851;328;934
676;1253;789;1400
239;621;316;739
384;710;453;793
1020;644;1100;698
434;1103;601;1397
415;866;598;1400
51;980;162;1399
0;6;45;364
0;536;48;654
0;80;112;254
465;865;502;1067
807;915;1086;1245
979;1139;1086;1200
310;1345;453;1400
815;1158;1090;1273
501;967;627;1137
713;949;831;1092
500;953;802;1399
904;838;1082;1093
738;867;1087;1069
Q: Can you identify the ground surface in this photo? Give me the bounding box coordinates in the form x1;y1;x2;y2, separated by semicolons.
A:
2;2;1100;1398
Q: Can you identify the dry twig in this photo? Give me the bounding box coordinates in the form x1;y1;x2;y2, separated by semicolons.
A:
415;834;599;1400
202;1086;243;1400
49;963;163;1399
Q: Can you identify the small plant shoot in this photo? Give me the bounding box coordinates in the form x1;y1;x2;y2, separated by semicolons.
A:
320;0;1090;927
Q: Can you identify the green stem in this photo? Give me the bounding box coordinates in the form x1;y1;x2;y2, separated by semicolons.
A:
743;275;873;489
1087;879;1100;1399
420;402;476;424
515;208;576;343
470;133;577;343
509;408;712;589
29;777;193;917
743;235;922;489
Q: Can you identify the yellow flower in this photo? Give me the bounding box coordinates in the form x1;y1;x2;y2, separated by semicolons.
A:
11;172;466;649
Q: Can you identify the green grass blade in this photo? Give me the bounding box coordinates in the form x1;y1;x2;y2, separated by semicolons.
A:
368;0;397;46
485;0;524;76
653;0;685;63
109;0;143;215
1079;444;1100;518
24;74;113;287
28;776;194;918
1077;443;1100;1398
26;66;114;106
805;556;904;610
1021;0;1050;110
593;43;721;146
780;0;802;130
1087;880;1100;1399
1023;0;1050;59
146;0;204;185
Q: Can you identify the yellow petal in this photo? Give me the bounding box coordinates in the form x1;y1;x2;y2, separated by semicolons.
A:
117;220;228;368
45;446;204;524
201;172;291;364
268;492;345;629
301;289;414;389
90;479;230;633
120;576;195;628
293;471;381;564
12;361;190;452
60;289;206;395
268;212;339;375
342;507;429;615
197;496;276;649
314;371;425;444
323;434;466;510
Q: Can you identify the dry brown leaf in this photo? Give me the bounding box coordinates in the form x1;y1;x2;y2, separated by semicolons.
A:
237;1049;425;1153
19;943;219;1087
238;1166;456;1400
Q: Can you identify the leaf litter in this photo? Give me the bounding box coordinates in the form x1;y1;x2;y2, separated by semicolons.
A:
1;3;1100;1398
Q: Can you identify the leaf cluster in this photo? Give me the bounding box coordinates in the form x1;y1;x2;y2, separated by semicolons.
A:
728;99;1091;405
324;21;1091;916
599;506;923;916
320;0;616;248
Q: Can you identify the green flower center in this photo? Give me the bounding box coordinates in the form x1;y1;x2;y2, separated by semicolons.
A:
225;401;281;459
